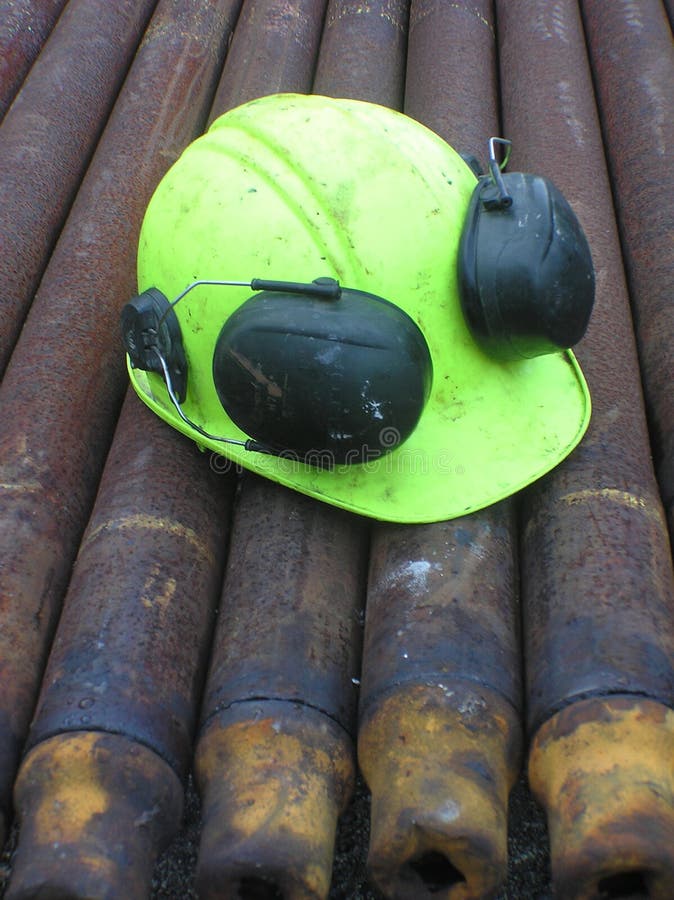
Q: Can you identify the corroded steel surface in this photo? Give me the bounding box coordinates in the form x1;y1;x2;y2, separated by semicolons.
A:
523;480;674;725
195;475;367;897
496;0;674;734
26;394;233;773
360;686;520;900
208;0;327;123
9;733;183;900
405;0;497;153
529;696;674;900
361;512;521;714
197;701;355;900
6;395;232;897
581;0;674;542
0;0;68;120
199;475;367;741
0;0;158;375
359;510;521;900
0;0;241;846
497;0;674;895
313;0;409;109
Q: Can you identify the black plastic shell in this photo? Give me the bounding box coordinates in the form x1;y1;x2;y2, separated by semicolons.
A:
212;288;433;464
458;171;595;360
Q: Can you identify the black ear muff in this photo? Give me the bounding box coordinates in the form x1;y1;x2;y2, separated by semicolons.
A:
458;169;595;360
212;287;433;464
121;288;188;401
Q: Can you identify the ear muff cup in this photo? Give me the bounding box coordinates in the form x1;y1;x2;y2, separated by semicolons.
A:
458;171;595;360
212;288;433;464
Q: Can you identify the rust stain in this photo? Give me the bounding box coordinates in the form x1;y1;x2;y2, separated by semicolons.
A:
561;487;660;515
326;0;409;32
32;737;110;843
11;732;183;899
81;513;216;567
410;1;494;37
139;565;177;613
529;696;674;899
359;684;520;900
196;702;354;900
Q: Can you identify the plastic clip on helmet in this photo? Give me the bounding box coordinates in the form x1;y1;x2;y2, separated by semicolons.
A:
121;94;594;524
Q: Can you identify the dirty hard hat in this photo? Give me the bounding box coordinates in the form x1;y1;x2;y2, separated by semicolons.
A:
123;94;592;523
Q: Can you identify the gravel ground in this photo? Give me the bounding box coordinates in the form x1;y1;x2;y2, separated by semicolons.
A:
0;771;550;898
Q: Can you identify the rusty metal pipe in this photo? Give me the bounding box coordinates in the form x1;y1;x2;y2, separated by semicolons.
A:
24;394;233;775
194;8;374;898
496;0;674;747
404;0;498;154
0;0;242;848
7;394;233;899
207;0;327;127
496;0;674;895
353;4;523;898
529;696;674;900
313;0;410;109
580;0;674;545
195;6;418;895
0;0;159;376
359;511;522;900
10;732;184;900
197;700;355;900
0;0;68;121
195;475;367;900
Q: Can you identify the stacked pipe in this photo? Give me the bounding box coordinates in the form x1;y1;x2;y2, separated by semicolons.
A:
580;0;674;543
360;511;522;900
0;0;242;863
2;3;671;899
351;4;524;899
0;0;68;121
0;0;159;375
312;0;409;107
192;4;370;898
7;397;234;899
495;1;674;897
195;477;367;900
207;0;327;122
